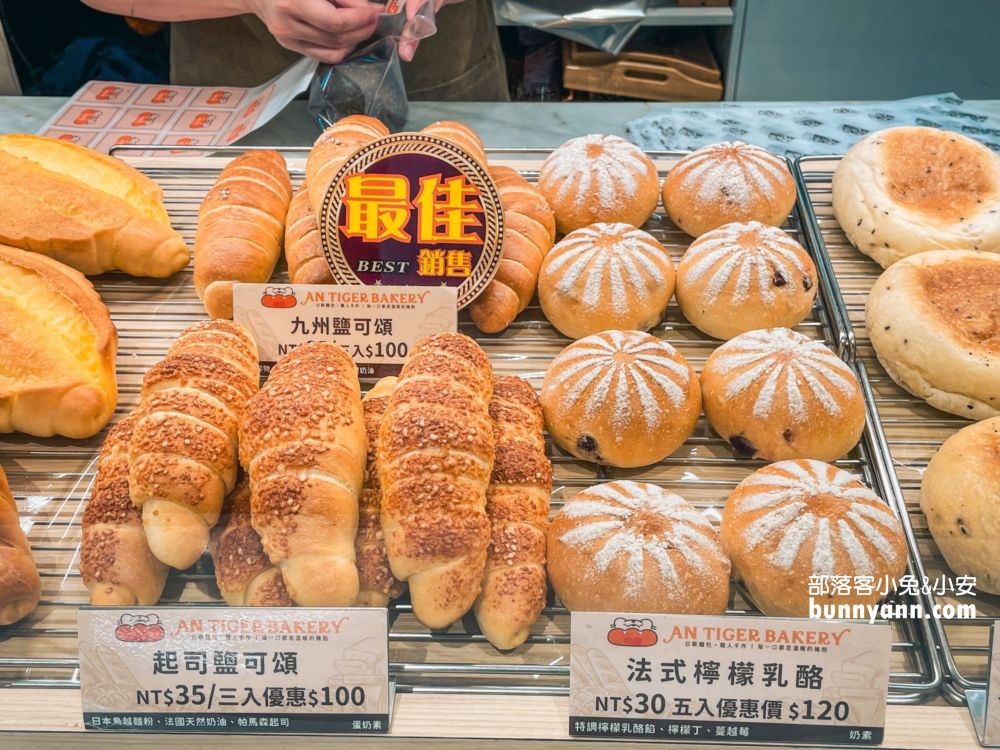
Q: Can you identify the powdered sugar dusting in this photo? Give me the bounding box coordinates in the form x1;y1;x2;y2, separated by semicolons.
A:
714;328;858;420
554;332;692;432
683;222;812;306
731;460;900;577
546;224;669;312
558;481;724;596
540;135;651;210
673;141;790;209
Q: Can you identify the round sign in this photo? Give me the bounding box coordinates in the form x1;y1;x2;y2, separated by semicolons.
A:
318;133;505;309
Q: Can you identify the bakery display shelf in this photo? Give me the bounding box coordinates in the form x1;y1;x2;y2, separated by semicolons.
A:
794;156;992;705
0;151;937;708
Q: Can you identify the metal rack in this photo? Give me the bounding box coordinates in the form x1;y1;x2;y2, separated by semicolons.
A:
0;150;939;704
793;156;993;706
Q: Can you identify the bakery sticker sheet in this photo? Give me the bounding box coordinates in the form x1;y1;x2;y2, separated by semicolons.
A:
78;607;390;733
37;56;318;154
570;613;892;745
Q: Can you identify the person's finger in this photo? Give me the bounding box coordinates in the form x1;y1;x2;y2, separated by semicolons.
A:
398;39;419;61
276;11;379;48
295;0;381;35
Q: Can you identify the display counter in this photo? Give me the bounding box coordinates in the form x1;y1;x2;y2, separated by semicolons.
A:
0;97;998;750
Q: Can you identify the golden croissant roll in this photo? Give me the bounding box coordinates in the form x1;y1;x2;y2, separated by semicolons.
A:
356;377;407;607
469;166;556;334
239;341;366;606
211;470;293;607
0;150;188;277
379;333;495;629
474;376;551;650
284;183;333;285
129;321;259;570
81;415;168;606
305;115;389;227
420;121;488;166
0;465;41;625
194;150;293;319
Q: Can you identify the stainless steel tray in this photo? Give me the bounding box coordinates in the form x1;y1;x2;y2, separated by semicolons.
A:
0;149;939;703
794;155;989;705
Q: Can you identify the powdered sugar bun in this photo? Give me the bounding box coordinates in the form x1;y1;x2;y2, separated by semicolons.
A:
677;221;817;340
720;460;906;617
701;328;865;462
549;481;730;614
538;223;676;339
662;141;796;237
541;331;701;468
539;134;660;234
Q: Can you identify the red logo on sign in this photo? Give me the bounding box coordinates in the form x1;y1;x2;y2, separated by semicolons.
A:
58;133;79;143
608;618;658;647
261;286;296;308
74;109;98;125
189;113;214;129
151;89;175;104
115;614;165;642
207;90;230;105
96;85;121;101
132;111;156;127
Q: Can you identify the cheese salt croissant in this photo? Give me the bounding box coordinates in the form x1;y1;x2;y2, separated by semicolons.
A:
474;376;551;650
211;470;292;607
129;320;259;570
356;377;406;607
379;333;495;629
239;341;366;606
81;415;168;606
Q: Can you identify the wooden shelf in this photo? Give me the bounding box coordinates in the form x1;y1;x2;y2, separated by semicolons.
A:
0;691;981;749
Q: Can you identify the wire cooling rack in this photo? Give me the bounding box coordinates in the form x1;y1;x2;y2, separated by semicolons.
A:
0;149;939;703
794;156;991;705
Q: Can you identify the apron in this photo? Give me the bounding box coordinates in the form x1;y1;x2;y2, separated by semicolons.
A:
169;0;509;102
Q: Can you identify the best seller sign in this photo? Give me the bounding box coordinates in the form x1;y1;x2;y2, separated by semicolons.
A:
79;607;390;733
569;613;892;744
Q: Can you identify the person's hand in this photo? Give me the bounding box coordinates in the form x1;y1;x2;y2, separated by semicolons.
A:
243;0;382;64
398;0;464;61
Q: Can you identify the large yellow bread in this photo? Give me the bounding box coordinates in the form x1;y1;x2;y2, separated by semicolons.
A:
0;134;169;226
0;244;118;438
0;151;189;277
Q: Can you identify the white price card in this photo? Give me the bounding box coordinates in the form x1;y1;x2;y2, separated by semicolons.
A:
967;622;1000;745
79;607;390;733
232;284;457;378
569;612;892;744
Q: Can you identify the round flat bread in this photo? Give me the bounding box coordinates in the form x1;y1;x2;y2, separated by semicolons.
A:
866;250;1000;419
833;127;1000;268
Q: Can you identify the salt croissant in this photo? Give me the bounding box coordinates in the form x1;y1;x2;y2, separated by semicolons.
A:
379;333;495;629
81;415;168;606
0;465;41;625
469;166;556;334
305;115;389;227
239;341;366;607
284;183;332;285
356;377;406;607
129;320;259;570
474;376;551;650
211;471;292;607
194;150;292;319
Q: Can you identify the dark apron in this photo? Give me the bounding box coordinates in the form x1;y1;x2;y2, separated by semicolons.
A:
169;0;508;102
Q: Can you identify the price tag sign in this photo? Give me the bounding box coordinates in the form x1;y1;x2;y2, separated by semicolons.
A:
79;607;390;733
968;622;1000;746
569;613;892;745
232;283;457;377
